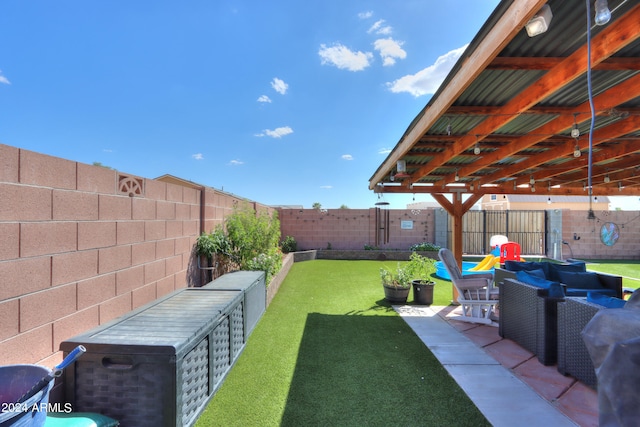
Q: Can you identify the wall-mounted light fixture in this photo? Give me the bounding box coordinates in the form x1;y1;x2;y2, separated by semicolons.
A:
526;4;553;37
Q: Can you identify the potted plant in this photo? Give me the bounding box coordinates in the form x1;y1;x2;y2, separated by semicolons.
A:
406;252;437;305
380;263;412;303
195;228;231;283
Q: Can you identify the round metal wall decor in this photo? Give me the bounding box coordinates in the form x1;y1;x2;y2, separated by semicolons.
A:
600;222;620;246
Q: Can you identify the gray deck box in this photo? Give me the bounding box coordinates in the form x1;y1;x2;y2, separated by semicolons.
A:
203;271;266;339
60;288;243;427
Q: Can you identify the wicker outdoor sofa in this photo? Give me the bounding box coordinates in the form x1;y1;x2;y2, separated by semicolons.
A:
495;263;622;367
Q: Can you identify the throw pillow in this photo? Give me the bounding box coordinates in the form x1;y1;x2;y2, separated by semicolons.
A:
505;261;550;277
587;292;626;309
515;270;564;297
548;261;586;281
557;271;602;289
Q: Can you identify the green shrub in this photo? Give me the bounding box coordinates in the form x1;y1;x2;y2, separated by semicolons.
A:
225;203;282;283
410;242;441;252
280;236;297;253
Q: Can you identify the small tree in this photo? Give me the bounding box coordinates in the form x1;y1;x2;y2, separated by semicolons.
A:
312;202;322;210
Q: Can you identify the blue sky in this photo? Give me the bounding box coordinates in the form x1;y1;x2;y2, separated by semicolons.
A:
0;1;635;210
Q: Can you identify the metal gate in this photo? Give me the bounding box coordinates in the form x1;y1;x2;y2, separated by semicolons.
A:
453;210;546;255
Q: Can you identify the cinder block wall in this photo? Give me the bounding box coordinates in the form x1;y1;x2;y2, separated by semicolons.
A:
278;208;436;251
0;144;271;367
562;210;640;260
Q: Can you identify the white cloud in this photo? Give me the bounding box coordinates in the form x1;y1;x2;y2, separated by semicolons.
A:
358;11;373;19
257;126;294;139
374;38;406;66
378;148;391;154
386;44;468;97
257;95;272;103
341;154;353;160
192;153;204;160
271;78;288;95
318;43;373;72
0;71;10;85
320;185;333;189
368;19;392;35
229;159;244;166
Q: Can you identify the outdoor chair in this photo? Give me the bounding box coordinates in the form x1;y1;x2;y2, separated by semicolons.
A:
438;248;499;326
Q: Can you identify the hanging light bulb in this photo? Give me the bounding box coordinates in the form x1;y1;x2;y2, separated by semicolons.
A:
446;123;452;136
473;143;480;155
529;175;535;185
454;169;460;182
594;0;611;26
604;174;610;183
574;143;581;158
571;114;580;138
619;182;623;191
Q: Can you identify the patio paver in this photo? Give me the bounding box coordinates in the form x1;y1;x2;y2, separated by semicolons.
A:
395;305;580;427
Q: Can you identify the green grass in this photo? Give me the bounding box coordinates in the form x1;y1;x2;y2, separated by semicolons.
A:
195;260;489;427
583;260;640;289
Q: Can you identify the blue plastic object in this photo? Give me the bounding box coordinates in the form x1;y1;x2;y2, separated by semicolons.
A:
434;261;494;280
0;365;53;427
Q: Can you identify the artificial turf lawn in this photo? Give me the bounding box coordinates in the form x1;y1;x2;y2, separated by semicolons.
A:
195;260;490;427
583;260;640;289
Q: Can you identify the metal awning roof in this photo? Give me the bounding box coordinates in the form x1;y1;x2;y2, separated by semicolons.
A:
369;0;640;200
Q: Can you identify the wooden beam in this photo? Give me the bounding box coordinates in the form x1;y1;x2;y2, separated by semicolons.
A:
405;4;640;185
368;0;547;190
487;56;640;70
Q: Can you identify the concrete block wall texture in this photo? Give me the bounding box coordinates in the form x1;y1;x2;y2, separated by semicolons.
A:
562;210;640;260
277;208;436;251
0;144;273;366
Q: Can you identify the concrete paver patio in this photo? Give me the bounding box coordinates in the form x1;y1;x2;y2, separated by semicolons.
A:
395;305;598;427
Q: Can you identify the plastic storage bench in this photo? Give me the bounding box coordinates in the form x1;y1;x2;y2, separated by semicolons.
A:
203;270;266;339
60;288;244;427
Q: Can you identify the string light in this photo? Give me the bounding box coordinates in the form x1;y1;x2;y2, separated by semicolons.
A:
473;135;480;155
571;113;580;138
594;0;611;26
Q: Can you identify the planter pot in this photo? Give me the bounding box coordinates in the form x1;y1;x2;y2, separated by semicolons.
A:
383;284;411;303
412;280;435;305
